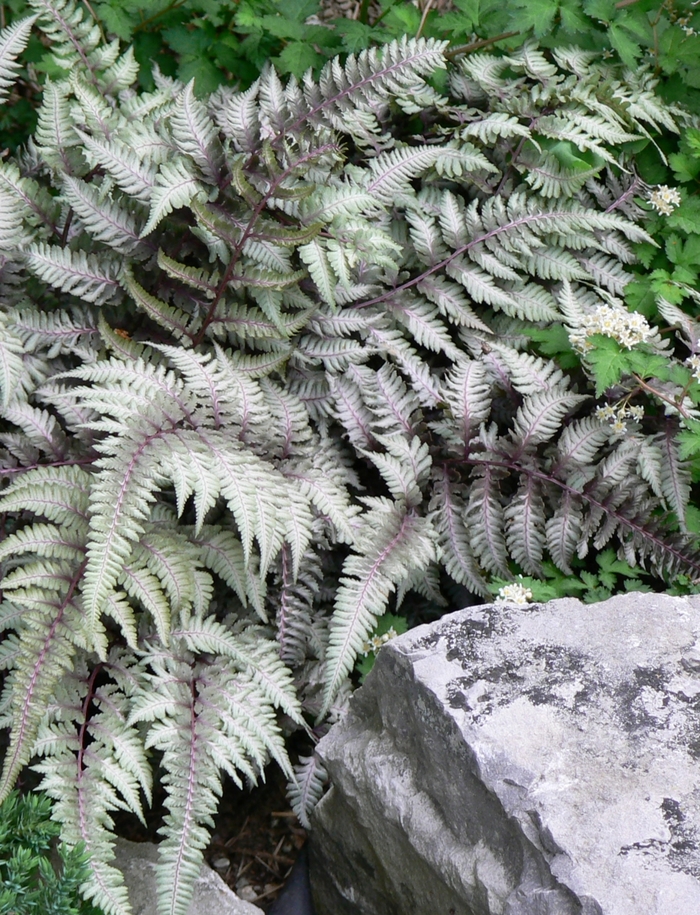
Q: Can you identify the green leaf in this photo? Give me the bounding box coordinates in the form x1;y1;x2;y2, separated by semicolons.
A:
667;197;700;235
559;0;589;34
678;420;700;459
510;0;559;37
608;23;642;68
275;41;324;76
585;335;628;395
583;0;615;21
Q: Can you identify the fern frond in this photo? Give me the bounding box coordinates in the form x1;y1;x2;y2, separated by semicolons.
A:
0;313;25;408
170;81;224;184
365;144;495;204
141;159;205;237
429;466;488;595
437;359;491;451
322;502;436;714
545;491;584;575
656;423;690;530
362;434;431;507
0;465;90;523
61;176;146;255
25;243;121;305
512;388;588;450
0;16;37;104
77;131;157;203
29;0;102;72
288;754;327;829
503;475;546;576
34;80;85;174
0;590;82;803
465;463;509;576
289;36;448;147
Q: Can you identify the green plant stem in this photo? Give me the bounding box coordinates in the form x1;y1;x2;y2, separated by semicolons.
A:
357;0;372;26
446;31;520;60
416;0;433;39
631;373;695;419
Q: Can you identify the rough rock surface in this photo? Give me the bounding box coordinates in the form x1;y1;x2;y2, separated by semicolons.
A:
309;593;700;915
112;838;264;915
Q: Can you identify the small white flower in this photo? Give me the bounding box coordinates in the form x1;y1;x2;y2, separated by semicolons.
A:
687;354;700;383
648;185;682;216
572;304;653;352
495;583;533;606
596;400;643;434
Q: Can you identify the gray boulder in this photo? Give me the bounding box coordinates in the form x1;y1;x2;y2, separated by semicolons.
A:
112;837;264;915
309;593;700;915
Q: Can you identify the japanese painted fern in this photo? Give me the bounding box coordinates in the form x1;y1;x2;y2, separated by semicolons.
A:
1;7;699;914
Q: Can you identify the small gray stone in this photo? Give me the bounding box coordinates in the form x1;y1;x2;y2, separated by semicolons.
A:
112;837;264;915
309;593;700;915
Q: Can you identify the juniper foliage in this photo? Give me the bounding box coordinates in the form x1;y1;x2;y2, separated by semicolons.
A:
1;6;699;914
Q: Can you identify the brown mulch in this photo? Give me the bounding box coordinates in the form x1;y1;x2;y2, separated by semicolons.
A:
110;763;305;912
203;767;307;911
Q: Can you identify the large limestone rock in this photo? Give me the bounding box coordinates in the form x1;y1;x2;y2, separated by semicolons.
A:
112;838;264;915
309;593;700;915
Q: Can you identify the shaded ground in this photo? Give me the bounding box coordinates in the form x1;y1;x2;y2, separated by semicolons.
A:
111;763;306;911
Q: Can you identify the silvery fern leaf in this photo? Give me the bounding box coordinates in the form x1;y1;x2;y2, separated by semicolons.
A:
0;160;61;232
0;314;25;408
77;131;157;203
322;501;437;714
416;276;491;332
0;15;36;104
465;462;509;576
141;159;206;237
121;271;195;342
29;0;101;70
362;434;431;507
350;362;423;438
292;36;448;147
288;753;327;829
429;466;489;596
489;344;565;395
555;415;610;467
503;475;546;576
71;75;122;138
25;243;121;304
545;491;584;575
170;81;225;184
512;388;588;451
388;296;463;361
657;424;691;531
437;359;491;450
460;111;531;144
217;81;260;153
298;239;336;308
101;45;139;94
61;176;146;255
364;144;496;204
35;80;86;174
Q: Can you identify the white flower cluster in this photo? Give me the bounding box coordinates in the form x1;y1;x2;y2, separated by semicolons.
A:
677;15;697;35
569;304;653;353
687;354;700;383
648;185;682;216
495;583;533;606
360;626;398;657
595;401;644;435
